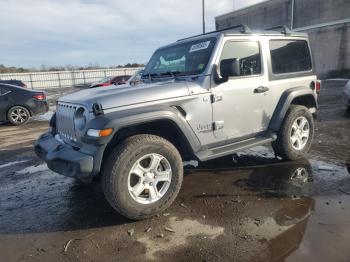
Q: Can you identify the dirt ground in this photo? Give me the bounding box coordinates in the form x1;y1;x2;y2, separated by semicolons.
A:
0;82;349;262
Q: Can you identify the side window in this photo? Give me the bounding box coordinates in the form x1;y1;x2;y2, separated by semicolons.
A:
269;40;312;74
220;41;262;76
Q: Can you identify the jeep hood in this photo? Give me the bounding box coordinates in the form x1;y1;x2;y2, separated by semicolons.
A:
58;81;190;111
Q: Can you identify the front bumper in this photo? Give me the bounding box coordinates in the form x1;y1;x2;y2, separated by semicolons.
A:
34;132;104;181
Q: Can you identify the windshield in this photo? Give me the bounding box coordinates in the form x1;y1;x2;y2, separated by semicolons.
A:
143;37;217;78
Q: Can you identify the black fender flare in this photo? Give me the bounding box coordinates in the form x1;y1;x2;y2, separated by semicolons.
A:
83;105;202;153
268;87;317;132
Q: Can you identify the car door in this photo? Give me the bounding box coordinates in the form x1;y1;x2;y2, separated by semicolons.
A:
0;86;11;121
211;39;272;142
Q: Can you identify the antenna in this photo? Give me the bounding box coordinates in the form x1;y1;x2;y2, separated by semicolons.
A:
202;0;205;34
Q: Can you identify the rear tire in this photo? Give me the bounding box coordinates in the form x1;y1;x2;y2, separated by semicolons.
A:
102;134;183;220
272;105;314;160
7;106;30;125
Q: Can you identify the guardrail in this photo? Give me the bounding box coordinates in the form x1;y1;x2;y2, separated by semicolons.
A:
0;68;143;89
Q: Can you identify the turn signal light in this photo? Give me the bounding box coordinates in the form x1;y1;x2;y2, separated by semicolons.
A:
87;128;113;137
99;128;113;137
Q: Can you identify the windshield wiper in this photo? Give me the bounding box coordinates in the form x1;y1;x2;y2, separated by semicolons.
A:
160;71;182;79
141;73;157;81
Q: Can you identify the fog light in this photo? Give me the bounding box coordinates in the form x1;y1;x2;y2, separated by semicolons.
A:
87;128;113;137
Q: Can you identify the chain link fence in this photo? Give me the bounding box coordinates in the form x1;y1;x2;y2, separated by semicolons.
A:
0;68;142;89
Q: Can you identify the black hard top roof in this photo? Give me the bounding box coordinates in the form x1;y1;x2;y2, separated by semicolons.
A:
177;24;307;42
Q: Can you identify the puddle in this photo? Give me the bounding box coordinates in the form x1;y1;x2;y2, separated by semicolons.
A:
242;197;314;241
233;160;314;198
287;195;350;261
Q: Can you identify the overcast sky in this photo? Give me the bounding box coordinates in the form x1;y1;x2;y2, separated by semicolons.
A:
0;0;264;68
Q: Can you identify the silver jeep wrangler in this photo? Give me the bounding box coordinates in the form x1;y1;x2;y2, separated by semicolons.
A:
35;25;318;219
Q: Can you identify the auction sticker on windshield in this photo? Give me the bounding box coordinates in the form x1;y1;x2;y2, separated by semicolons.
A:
189;41;211;53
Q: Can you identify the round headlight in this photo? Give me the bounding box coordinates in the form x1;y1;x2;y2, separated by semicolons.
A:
74;107;86;131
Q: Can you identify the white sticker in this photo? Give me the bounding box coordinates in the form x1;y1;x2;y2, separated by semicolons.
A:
189;41;211;53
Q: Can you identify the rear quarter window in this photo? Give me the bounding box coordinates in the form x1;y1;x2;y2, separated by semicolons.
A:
269;40;312;74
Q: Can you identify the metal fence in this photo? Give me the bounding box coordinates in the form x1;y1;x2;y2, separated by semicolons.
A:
0;68;143;89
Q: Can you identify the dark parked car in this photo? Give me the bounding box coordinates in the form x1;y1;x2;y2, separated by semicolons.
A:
90;75;131;88
0;80;27;88
0;84;49;125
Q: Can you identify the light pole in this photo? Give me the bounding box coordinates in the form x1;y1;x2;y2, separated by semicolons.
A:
202;0;206;34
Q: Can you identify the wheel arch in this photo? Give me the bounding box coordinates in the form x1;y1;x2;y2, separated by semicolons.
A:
290;94;317;109
269;87;317;132
95;108;201;168
106;119;197;160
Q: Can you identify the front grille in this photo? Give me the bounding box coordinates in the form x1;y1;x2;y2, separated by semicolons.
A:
56;102;78;142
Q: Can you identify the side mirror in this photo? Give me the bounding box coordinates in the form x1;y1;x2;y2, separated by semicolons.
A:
220;58;240;78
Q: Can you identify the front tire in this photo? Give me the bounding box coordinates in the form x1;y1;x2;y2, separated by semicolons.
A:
272;105;314;160
102;134;183;220
7;106;30;125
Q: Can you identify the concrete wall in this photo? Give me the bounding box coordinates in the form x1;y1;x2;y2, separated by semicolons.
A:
293;0;350;28
308;24;350;77
215;0;350;78
216;0;292;30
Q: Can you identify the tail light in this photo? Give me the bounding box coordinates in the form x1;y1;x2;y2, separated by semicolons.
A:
33;93;46;100
316;80;321;93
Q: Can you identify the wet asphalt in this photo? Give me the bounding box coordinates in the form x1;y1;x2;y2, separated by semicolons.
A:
0;82;349;262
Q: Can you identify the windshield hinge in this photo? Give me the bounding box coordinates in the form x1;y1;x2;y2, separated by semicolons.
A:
211;94;223;103
213;121;224;130
92;103;104;116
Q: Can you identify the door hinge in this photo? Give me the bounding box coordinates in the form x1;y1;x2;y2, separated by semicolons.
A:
211;94;223;103
213;121;224;130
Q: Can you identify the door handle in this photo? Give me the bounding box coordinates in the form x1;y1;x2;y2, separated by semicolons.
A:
254;86;269;93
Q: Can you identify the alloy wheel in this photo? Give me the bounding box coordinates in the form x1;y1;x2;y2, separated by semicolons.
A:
10;108;29;124
128;153;172;204
290;116;310;150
